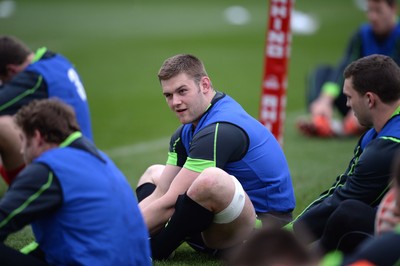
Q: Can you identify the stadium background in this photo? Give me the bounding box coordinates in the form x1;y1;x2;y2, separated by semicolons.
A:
1;0;367;264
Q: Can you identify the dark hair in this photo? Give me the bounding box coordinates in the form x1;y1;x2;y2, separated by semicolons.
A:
343;54;400;103
226;228;313;266
157;54;208;84
14;98;80;144
0;36;31;77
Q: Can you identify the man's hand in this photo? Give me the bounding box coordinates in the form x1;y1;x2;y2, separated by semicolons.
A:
310;93;335;120
141;167;200;235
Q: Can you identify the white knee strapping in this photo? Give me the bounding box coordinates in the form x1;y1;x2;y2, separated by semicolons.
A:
213;176;245;224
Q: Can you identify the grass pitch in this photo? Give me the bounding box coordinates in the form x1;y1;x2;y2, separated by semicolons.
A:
2;0;365;265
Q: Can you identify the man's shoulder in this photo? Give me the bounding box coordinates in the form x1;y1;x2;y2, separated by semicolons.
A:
171;124;185;139
0;70;43;96
29;50;71;69
9;69;41;85
196;122;244;136
191;123;248;150
360;117;400;148
41;50;57;60
379;115;400;139
12;163;52;188
361;134;400;161
20;162;51;174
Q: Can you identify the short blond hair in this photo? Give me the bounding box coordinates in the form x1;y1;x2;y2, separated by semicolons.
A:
157;54;208;84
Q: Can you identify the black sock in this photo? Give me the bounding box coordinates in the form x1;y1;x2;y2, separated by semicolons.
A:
135;183;156;202
151;193;214;260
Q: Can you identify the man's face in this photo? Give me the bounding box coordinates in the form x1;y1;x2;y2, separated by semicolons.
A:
367;0;396;35
343;77;372;127
20;130;41;164
161;72;209;126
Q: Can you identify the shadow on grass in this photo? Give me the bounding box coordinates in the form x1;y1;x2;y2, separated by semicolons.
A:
155;243;221;266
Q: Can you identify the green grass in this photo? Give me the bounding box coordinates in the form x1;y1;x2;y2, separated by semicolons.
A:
1;0;366;265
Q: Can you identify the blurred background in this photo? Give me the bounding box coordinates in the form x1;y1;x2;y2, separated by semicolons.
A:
1;0;367;213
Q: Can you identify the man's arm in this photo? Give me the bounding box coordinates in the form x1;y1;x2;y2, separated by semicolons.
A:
0;163;62;241
0;71;47;115
333;138;397;204
139;126;186;210
294;138;398;238
141;167;200;235
138;164;181;210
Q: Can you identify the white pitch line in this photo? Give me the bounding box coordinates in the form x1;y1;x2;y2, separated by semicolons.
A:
104;137;170;158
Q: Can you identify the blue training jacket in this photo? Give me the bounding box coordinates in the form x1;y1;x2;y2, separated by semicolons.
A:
33;144;151;266
26;52;93;140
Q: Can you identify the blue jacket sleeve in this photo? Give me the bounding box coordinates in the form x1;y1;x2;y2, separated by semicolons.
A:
0;163;62;241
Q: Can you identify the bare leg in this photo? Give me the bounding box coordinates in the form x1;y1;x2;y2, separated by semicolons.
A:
136;164;165;204
137;164;165;187
187;167;256;249
137;164;182;214
150;167;256;259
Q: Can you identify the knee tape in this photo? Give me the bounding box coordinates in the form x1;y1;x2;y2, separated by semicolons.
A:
213;176;245;224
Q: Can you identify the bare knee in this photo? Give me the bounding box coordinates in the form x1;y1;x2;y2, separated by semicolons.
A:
187;167;233;211
187;167;223;196
137;164;165;187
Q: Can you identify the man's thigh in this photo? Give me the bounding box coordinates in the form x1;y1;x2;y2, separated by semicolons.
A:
257;211;293;228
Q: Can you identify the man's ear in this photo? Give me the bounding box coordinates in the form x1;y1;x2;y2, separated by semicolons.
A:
199;76;212;93
33;129;45;145
365;92;376;108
